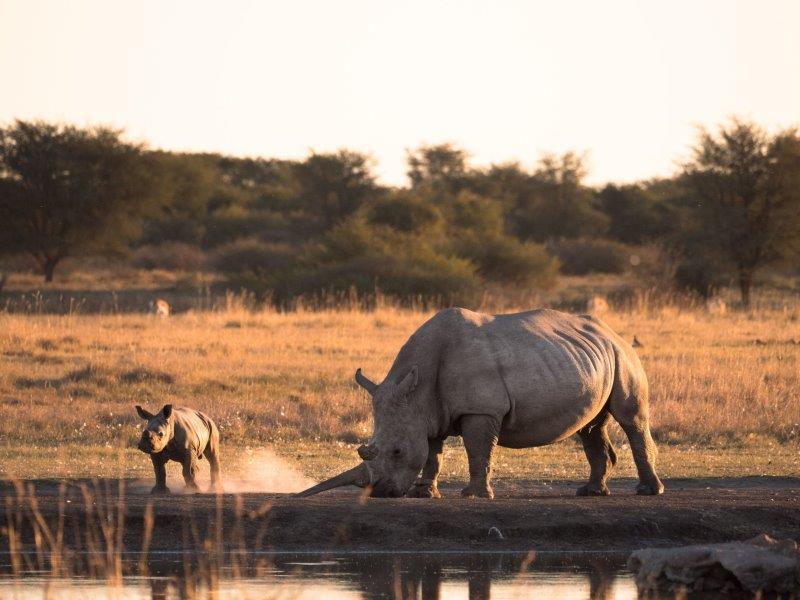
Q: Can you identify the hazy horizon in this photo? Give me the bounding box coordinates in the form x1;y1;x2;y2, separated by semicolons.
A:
2;0;799;186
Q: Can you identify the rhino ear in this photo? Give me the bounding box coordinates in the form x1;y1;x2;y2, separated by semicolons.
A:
161;404;173;420
396;365;418;396
135;405;154;420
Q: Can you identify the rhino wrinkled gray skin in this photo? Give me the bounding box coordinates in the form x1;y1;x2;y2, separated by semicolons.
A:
135;404;221;494
298;308;664;499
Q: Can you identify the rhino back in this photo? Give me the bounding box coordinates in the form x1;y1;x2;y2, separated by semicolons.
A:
436;308;625;447
171;408;214;457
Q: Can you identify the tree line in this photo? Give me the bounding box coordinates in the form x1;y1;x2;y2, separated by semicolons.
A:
0;118;798;307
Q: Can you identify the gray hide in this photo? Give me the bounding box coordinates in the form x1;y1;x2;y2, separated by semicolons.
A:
299;307;664;499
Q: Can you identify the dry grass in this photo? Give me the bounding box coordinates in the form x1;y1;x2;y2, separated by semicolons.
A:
0;298;799;480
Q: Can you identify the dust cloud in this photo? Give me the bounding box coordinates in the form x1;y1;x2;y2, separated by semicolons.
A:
222;447;317;494
130;447;317;495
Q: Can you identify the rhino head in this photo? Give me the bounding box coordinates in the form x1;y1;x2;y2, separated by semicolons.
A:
297;366;428;498
135;404;175;454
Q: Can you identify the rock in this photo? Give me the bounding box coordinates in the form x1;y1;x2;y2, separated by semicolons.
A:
628;534;800;595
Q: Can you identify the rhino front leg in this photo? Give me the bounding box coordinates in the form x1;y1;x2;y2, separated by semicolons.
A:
150;455;170;495
407;438;444;498
460;415;500;499
181;456;200;493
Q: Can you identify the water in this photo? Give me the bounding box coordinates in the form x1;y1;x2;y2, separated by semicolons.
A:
0;552;639;599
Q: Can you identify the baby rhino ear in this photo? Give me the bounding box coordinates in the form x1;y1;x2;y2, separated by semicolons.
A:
161;404;173;419
135;405;154;420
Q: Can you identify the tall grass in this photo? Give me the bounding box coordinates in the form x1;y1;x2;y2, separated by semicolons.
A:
0;295;798;456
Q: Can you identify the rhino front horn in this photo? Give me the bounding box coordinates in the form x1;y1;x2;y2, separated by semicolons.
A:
294;463;371;497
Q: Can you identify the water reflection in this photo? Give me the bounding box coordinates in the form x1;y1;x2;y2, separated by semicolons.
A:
0;552;637;599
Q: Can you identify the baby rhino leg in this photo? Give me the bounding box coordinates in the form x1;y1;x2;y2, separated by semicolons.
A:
203;422;222;492
181;455;200;493
203;442;221;492
151;455;170;495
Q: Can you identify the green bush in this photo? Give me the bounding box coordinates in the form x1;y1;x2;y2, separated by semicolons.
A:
213;238;295;294
289;219;481;304
132;242;207;271
203;208;289;247
674;258;721;298
455;233;558;288
139;216;205;245
547;238;633;275
367;192;441;232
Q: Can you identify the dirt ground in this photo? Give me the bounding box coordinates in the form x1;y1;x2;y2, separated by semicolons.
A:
2;476;798;556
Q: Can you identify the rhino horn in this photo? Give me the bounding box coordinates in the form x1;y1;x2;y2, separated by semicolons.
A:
295;463;371;497
357;443;378;461
355;368;378;394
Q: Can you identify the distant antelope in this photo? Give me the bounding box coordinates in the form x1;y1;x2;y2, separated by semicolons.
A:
149;298;170;317
706;297;727;316
586;295;609;316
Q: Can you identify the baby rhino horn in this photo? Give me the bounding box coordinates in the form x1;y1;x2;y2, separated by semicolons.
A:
357;444;379;461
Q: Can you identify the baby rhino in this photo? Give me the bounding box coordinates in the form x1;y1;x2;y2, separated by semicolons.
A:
135;404;221;494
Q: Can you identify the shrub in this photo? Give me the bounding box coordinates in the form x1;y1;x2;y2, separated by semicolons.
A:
202;208;289;247
674;258;721;298
290;219;481;304
292;248;480;305
547;238;633;275
455;233;559;288
139;216;204;245
213;239;295;293
131;242;207;271
367;192;441;232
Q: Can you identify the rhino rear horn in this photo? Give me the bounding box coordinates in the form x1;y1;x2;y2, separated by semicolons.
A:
358;443;378;461
355;368;378;394
295;463;370;497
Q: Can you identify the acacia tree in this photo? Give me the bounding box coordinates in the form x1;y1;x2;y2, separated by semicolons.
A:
294;150;379;231
0;121;160;281
684;119;800;306
406;143;470;193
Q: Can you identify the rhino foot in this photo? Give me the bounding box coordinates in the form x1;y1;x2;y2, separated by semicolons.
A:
636;480;665;495
150;485;171;496
576;483;611;497
460;485;494;499
407;482;442;499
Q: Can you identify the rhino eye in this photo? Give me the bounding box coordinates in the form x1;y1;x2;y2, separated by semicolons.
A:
392;448;402;457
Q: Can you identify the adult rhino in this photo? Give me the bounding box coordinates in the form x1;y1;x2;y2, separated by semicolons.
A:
298;308;664;499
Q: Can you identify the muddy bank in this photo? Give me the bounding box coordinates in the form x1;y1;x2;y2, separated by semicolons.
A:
1;477;798;555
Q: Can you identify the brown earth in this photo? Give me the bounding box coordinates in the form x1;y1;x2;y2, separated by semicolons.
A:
2;476;799;557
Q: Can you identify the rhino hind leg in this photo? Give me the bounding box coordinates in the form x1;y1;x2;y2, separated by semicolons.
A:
619;420;664;495
203;430;222;492
459;415;500;499
181;456;200;493
576;411;616;496
609;393;664;495
407;438;444;498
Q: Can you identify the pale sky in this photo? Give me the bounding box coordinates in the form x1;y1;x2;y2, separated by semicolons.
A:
1;0;798;186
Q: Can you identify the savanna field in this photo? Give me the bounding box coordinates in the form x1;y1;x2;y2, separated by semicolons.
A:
1;288;799;487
